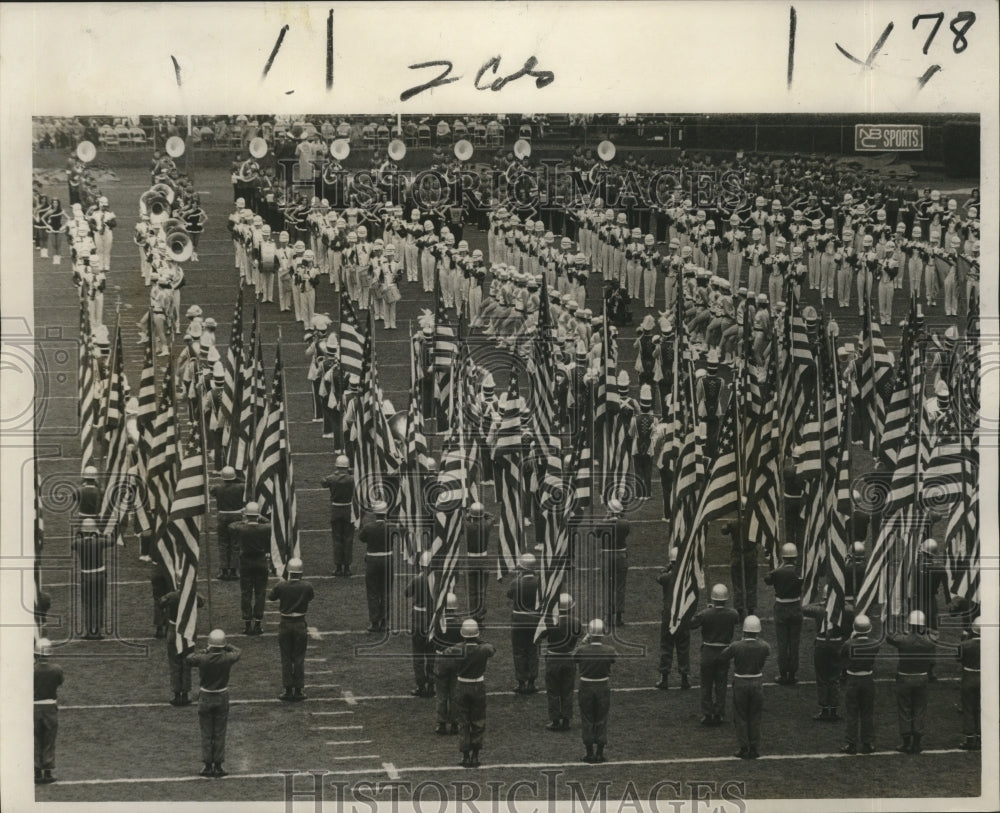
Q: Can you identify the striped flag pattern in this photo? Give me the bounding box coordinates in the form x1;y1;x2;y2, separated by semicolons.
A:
160;425;207;654
339;292;366;380
669;403;739;633
221;285;244;448
398;389;430;564
99;325;130;543
488;373;524;577
137;360;179;542
78;289;96;472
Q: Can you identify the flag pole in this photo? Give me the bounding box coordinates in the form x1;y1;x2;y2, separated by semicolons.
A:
196;374;214;629
734;329;748;619
277;334;297;567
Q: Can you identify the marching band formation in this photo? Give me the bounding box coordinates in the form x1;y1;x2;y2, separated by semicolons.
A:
34;129;983;786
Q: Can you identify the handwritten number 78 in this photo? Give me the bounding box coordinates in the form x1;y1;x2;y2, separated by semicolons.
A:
912;11;976;54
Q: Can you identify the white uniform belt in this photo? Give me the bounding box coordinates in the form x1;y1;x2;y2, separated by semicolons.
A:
218;510;243;514
457;676;484;683
898;671;928;677
579;676;609;682
467;552;488;558
81;567;106;574
34;699;58;705
281;612;306;618
734;673;762;679
702;642;728;648
199;686;229;693
331;501;352;506
846;670;873;677
366;551;392;557
775;596;801;603
963;667;980;673
412;606;427;612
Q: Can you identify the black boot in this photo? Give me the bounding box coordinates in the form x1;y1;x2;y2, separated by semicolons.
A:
813;708;830;721
177;691;191;706
655;676;669;690
279;688;295;702
960;736;976;750
593;744;606;763
252;620;263;636
34;768;42;784
200;762;215;777
244;621;253;636
514;681;526;694
839;743;857;754
154;625;166;639
561;718;571;730
827;707;841;721
582;744;595;763
411;685;426;697
859;742;875;754
170;693;183;706
435;723;448;735
680;673;691;690
450;723;459;735
293;687;307;701
911;734;922;754
524;680;538;694
546;720;562;731
41;769;55;784
214;762;228;777
896;735;912;753
460;751;472;768
469;748;481;767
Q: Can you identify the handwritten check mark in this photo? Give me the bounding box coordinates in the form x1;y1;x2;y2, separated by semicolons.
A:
835;22;895;68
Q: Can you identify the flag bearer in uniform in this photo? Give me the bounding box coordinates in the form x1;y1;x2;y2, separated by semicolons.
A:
508;552;541;694
464;502;494;625
720;615;771;759
160;576;206;706
656;548;692;691
574;619;617;763
433;592;464;735
406;550;437;698
958;618;981;751
269;557;316;702
186;629;241;778
321;455;355;576
765;542;803;684
803;590;848;722
444;619;496;768
34;638;63;785
360;501;394;633
887;609;936;754
72;518;114;639
541;593;582;731
688;584;740;724
230;501;270;636
211;467;245;581
839;613;879;754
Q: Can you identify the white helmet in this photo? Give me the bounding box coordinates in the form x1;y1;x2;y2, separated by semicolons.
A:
287;558;304;574
668;547;679;564
558;593;575;610
518;553;537;570
244;501;260;516
207;629;227;648
710;584;729;603
743;615;762;634
335;454;350;469
35;638;53;656
908;610;926;627
853;614;872;634
780;543;798;559
460;619;480;639
446;593;458;611
587;619;605;637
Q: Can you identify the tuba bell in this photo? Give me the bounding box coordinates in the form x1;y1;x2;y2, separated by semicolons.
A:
248;137;269;160
141;190;170;225
165;135;186;158
597;140;616;162
387;138;407;162
513;138;531;160
76;140;97;163
165;226;194;262
330;138;351;161
454;139;474;162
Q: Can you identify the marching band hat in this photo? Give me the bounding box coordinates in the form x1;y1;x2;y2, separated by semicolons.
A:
212;361;226;381
639;314;655;332
639;384;653;405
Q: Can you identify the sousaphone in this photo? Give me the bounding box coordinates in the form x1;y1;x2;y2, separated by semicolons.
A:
513;138;531;160
76;140;97;163
387;138;407;162
597;140;616;162
165;136;186;158
454;139;474;162
249;137;269;159
330;138;351;161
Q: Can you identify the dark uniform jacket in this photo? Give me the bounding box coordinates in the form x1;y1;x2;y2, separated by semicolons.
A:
840;635;880;672
574;641;617;679
34;660;64;701
231;519;271;563
211;482;245;514
721;637;771;675
543;613;583;654
359;518;393;554
764;564;803;600
507;570;539;613
268;579;315;615
886;631;936;673
445;640;496;679
186;646;242;690
689;605;740;645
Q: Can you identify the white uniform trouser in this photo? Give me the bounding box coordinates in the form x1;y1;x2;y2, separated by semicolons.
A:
292;284;303;322
542;264;556;290
924;262;939;304
727;251;741;291
140;251;152;285
613;248;626;285
856;271;872;315
278;271;293;311
329;250;342;289
820;253;836;299
574;283;586;310
94;231;113;271
301;287;316;326
468;286;483;322
642;266;657;308
907;256;922;299
421;251;435;293
171;291;181;333
748;263;763;295
767;270;783;306
556;274;569;298
153;312;169;354
808;252;820;288
487;230;497;263
943;267;958;315
384;300;397;329
836;263;852;307
404;241;419;282
373;293;385;321
626;260;642;300
664;275;677;312
357;281;371;312
878;280;894;325
260;271;275;303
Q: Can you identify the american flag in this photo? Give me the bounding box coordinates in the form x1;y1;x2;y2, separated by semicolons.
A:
99;325;130;544
160;424;207;654
78;289;96;472
669;402;739;633
253;345;301;576
434;281;458;428
487;373;524;577
858;299;891;452
944;355;979;605
398;388;430;564
339;292;366;380
243;326;268;501
137;360;179;542
879;303;921;466
787;294;813;450
744;364;781;564
226;304;259;472
33;436;45;639
221;285;244;448
822;412;852;629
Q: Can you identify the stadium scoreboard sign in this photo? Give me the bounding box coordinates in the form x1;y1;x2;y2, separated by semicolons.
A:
854;124;924;152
